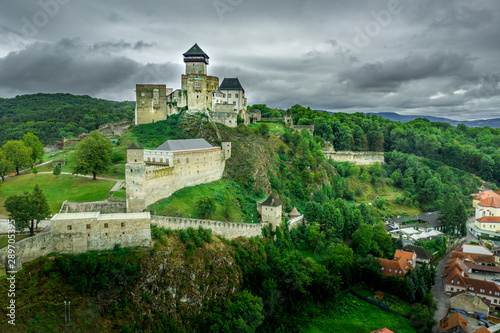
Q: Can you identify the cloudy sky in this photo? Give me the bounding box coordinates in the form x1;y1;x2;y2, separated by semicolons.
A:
1;0;499;120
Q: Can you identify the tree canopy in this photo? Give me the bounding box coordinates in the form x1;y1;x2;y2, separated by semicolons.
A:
71;130;112;180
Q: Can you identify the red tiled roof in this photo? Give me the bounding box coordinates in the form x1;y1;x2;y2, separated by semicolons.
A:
473;190;500;201
466;262;500;273
440;312;468;332
395;250;415;263
445;258;470;276
477;216;500;223
450;251;495;265
478;197;500;208
371;329;394;333
379;258;406;277
473;327;491;333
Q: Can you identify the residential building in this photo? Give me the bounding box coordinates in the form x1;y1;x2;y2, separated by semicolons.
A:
403;244;432;264
439;312;468;332
378;250;416;277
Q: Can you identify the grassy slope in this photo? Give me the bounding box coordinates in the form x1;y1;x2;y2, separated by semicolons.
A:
306;293;416;333
149;179;265;222
0;174;114;215
349;176;422;217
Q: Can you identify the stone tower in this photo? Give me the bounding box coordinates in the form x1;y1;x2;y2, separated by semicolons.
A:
135;84;168;125
181;44;219;111
126;141;146;212
222;140;232;159
259;195;283;230
284;109;293;129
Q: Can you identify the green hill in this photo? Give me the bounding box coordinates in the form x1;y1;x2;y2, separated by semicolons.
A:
0;93;134;145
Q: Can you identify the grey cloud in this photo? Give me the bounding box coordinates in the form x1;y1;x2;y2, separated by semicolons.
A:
339;53;477;91
90;40;157;52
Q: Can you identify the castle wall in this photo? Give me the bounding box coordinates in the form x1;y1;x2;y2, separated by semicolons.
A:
288;215;305;230
325;151;385;165
60;201;127;214
167;90;188;116
126;148;227;212
99;120;132;137
136;84;168;125
152;216;263;239
209;111;237;127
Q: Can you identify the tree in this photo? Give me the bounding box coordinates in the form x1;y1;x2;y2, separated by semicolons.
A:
351;223;373;256
72;130;112;180
2;140;32;175
4;184;50;235
53;164;61;176
206;291;264;333
258;123;270;136
23;133;44;166
32;166;39;178
440;192;468;235
197;197;217;219
0;149;14;181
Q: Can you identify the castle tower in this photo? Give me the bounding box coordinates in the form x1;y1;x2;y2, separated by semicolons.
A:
259;195;283;230
126;141;147;212
221;140;232;159
284;109;293;129
181;44;219;111
183;43;209;75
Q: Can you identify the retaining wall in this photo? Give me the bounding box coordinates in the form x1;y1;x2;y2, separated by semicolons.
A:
60;201;127;213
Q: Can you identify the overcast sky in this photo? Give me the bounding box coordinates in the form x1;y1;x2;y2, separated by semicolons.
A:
1;0;499;120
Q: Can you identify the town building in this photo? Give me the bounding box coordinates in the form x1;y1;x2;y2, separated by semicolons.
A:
439;312;468;333
470;198;500;238
403;244;432;264
378;250;416;277
472;190;500;208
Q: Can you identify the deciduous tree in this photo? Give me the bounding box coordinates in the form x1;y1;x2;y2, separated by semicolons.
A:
2;140;32;175
72;130;112;180
0;149;13;181
23;133;44;165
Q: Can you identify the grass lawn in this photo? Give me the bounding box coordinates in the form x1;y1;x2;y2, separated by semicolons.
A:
306;293;416;333
0;174;115;215
111;191;126;199
353;287;413;315
149;179;265;223
0;234;31;249
249;122;286;135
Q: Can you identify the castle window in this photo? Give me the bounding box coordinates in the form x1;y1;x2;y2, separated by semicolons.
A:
121;223;125;228
223;94;226;98
152;158;155;162
186;158;189;163
88;234;90;237
228;93;231;98
235;94;238;98
122;232;125;235
104;223;109;228
87;224;91;229
233;101;236;105
195;82;201;89
67;225;72;230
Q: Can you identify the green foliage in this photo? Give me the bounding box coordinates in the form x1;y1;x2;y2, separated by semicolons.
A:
72;130;112;180
205;290;264;333
0;149;13;181
2;140;32;174
131;114;190;148
4;184;50;235
196;197;217;219
23;133;44;164
32;166;38;177
52;164;61;176
416;237;446;258
258;123;270;136
53;246;142;294
0;93;134;145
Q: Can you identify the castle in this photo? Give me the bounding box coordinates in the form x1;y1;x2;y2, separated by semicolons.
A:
126;138;231;212
135;44;248;127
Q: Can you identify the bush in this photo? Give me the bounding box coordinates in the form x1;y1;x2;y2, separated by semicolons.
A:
111;152;125;163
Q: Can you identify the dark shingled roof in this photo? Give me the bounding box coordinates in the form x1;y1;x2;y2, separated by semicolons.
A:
219;78;244;91
261;195;282;207
403;244;432;260
183;43;209;58
155;139;213;152
128;141;143;149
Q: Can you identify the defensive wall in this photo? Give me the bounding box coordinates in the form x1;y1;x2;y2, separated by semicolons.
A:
209;111;238;128
152;216;264;239
99;120;132;137
324;151;385;165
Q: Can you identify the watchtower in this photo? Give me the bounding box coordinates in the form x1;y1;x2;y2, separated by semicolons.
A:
183;43;209;75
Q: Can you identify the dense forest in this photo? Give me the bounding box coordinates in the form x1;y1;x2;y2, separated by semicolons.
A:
251;104;500;186
0;93;134;145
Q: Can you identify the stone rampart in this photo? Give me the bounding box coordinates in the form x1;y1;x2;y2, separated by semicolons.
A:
289;215;305;229
60;201;127;213
152;216;263;239
325;151;385;165
98;120;132;137
209;111;238;128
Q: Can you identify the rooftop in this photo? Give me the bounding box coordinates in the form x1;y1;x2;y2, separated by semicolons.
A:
403;244;432;260
477;216;500;223
440;312;468;332
183;43;209;58
478;197;500;208
51;212;99;220
155;139;214;152
473;190;500;201
98;212;150;220
261;195;283;207
219;78;244;91
128;141;144;150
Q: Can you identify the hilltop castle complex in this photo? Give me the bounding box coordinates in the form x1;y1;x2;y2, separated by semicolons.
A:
135;44;248;127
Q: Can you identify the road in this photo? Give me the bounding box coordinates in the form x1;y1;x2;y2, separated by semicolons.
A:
432;251;451;332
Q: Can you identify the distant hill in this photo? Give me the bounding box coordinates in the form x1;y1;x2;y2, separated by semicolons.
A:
0;93;134;145
360;112;500;128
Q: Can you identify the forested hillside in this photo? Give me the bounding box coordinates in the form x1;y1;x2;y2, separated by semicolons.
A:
0;93;134;145
287;104;500;185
